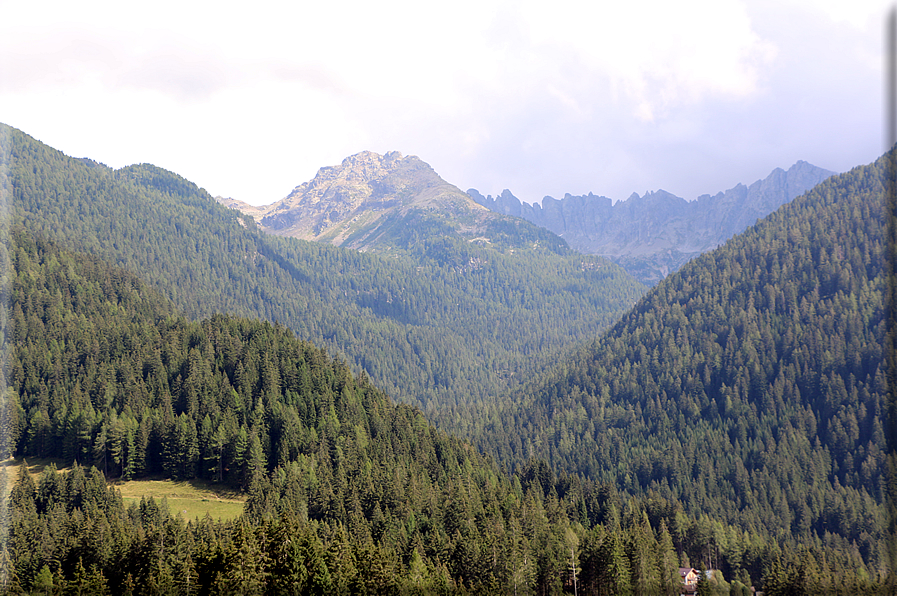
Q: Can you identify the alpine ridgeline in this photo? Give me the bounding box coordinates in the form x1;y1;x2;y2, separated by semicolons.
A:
1;124;644;431
479;154;892;578
222;150;567;253
469;161;835;284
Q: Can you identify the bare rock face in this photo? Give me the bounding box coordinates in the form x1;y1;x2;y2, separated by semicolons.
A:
470;160;836;284
228;151;499;250
215;196;266;219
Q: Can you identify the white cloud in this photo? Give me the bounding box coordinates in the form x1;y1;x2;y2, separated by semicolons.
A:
0;0;888;204
507;0;777;120
805;0;891;30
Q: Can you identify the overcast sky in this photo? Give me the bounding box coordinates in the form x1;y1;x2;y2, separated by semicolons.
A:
0;0;889;206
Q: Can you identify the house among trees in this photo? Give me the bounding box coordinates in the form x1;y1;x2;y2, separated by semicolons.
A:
679;568;698;594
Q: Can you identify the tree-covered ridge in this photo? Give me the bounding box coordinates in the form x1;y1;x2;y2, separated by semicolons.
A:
0;229;805;595
1;123;645;432
8;229;435;486
3;227;889;593
479;152;893;575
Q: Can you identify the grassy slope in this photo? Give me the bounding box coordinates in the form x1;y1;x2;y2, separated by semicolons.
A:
3;458;245;521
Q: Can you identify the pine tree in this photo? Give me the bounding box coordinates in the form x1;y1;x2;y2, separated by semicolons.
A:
213;521;267;595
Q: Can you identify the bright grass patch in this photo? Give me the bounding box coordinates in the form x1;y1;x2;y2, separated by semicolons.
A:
1;458;246;521
115;478;246;521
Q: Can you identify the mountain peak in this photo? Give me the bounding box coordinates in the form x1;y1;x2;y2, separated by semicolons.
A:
292;150;417;199
222;150;566;253
322;149;408;183
240;150;477;246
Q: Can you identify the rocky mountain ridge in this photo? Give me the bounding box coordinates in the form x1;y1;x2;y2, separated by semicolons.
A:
469;160;835;283
219;150;556;252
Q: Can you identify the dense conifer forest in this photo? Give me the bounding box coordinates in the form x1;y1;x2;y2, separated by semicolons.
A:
0;123;893;593
0;123;644;433
1;231;890;594
476;151;896;586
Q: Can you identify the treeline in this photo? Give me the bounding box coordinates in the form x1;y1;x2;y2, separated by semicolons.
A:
477;151;895;578
5;462;888;595
1;123;645;432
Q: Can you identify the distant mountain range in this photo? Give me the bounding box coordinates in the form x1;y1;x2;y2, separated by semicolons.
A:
469;161;835;284
219;150;567;254
219;149;832;287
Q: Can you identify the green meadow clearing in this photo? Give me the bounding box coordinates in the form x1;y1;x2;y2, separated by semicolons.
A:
2;457;246;521
115;478;245;521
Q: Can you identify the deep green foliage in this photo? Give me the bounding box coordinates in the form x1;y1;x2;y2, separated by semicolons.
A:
1;225;888;592
480;153;895;581
6;463;886;595
8;229;403;487
0;229;796;595
1;123;892;592
1;123;645;434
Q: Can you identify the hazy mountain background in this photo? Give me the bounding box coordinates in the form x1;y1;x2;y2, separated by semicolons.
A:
219;150;568;255
470;161;835;285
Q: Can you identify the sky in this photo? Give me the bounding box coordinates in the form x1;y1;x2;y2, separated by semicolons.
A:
0;0;890;206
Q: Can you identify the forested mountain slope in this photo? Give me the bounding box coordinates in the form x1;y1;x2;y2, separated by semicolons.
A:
480;153;893;575
470;161;834;284
1;125;890;592
2;230;800;595
0;123;645;430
